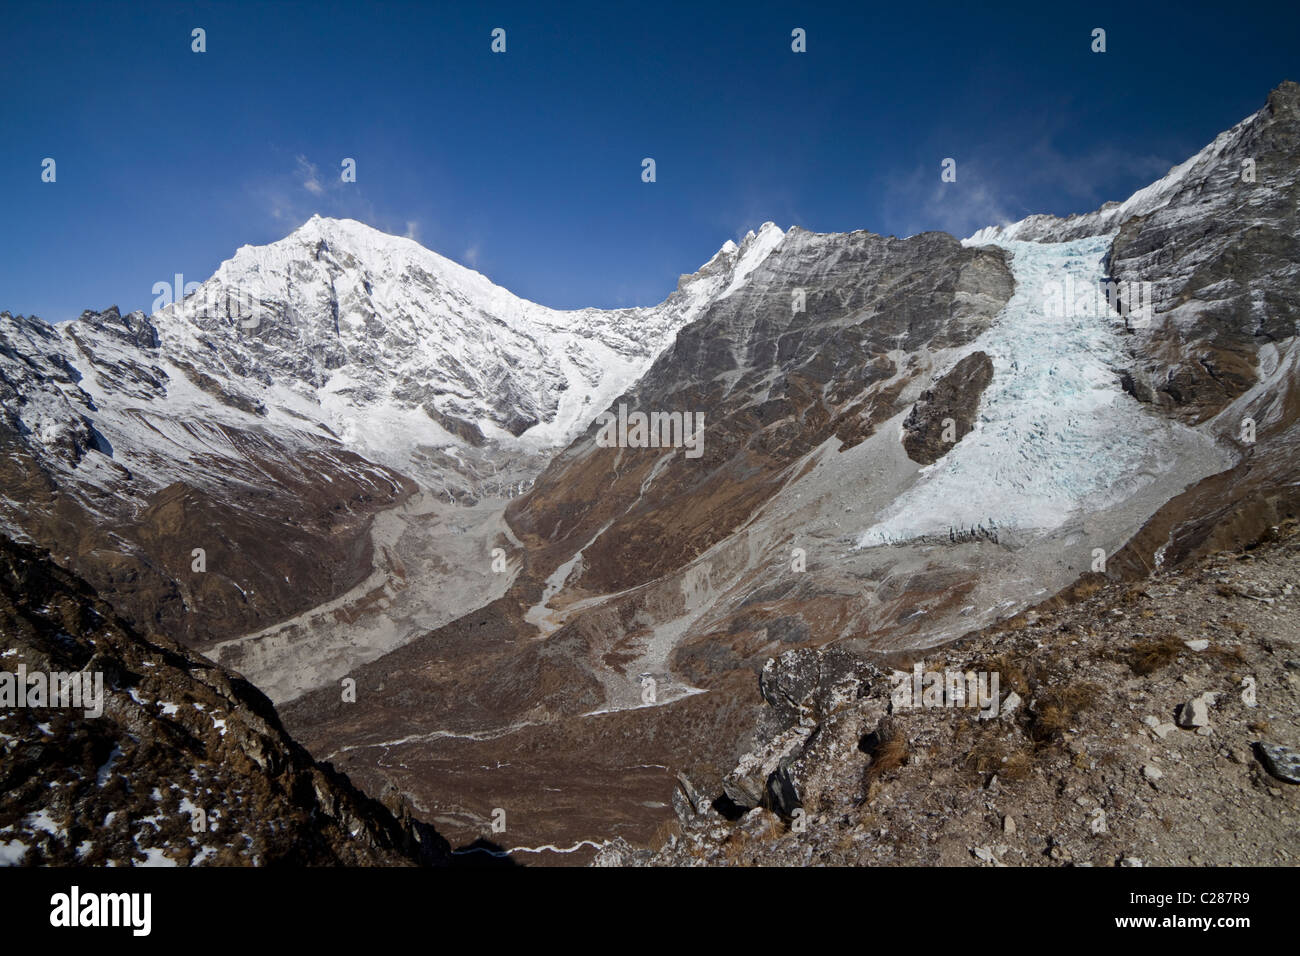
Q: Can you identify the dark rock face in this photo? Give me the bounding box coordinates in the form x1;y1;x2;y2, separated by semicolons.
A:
173;360;266;416
78;305;161;351
1255;743;1300;784
0;535;449;866
765;759;802;819
422;404;487;447
1110;80;1300;426
759;646;879;728
901;350;994;465
0;312;100;466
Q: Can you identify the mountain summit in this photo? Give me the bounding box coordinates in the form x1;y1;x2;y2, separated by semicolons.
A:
150;214;778;487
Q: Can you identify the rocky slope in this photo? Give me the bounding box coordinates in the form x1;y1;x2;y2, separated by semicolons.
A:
0;534;449;866
609;520;1300;867
0;304;417;652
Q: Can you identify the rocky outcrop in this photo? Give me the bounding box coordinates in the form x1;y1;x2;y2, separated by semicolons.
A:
713;648;883;819
1256;743;1300;785
901;350;994;465
0;534;450;866
642;521;1300;866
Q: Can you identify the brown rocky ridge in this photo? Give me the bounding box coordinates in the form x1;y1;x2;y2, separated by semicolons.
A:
0;534;450;866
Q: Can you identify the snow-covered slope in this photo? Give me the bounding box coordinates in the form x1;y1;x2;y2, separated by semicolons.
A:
149;216;784;492
2;216;790;512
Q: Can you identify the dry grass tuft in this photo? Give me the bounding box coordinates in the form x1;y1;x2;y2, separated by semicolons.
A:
1068;575;1106;601
1121;584;1150;604
869;735;908;777
974;652;1030;696
721;829;750;864
1027;680;1101;743
860;723;909;799
1120;633;1184;676
1208;644;1247;668
968;733;1034;781
643;817;682;851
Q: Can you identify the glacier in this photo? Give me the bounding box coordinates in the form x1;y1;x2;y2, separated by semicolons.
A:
856;235;1220;547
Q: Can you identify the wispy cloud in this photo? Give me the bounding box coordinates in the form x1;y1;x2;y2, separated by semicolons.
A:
883;162;1015;239
1021;139;1173;205
880;141;1178;240
247;151;393;235
296;155;324;195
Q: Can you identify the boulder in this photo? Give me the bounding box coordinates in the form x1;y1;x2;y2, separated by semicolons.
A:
1177;695;1211;728
1255;743;1300;784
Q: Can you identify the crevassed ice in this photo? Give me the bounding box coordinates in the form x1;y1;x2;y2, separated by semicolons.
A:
856;235;1176;546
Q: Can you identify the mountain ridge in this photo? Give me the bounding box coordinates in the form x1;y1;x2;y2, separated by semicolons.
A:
286;81;1300;861
2;80;1297;865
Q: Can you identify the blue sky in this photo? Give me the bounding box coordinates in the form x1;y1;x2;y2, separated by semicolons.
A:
2;0;1297;321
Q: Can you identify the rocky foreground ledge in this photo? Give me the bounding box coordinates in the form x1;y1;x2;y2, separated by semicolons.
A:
0;535;450;866
599;522;1300;866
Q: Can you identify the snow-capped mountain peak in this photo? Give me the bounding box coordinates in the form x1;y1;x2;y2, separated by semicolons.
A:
3;215;788;504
